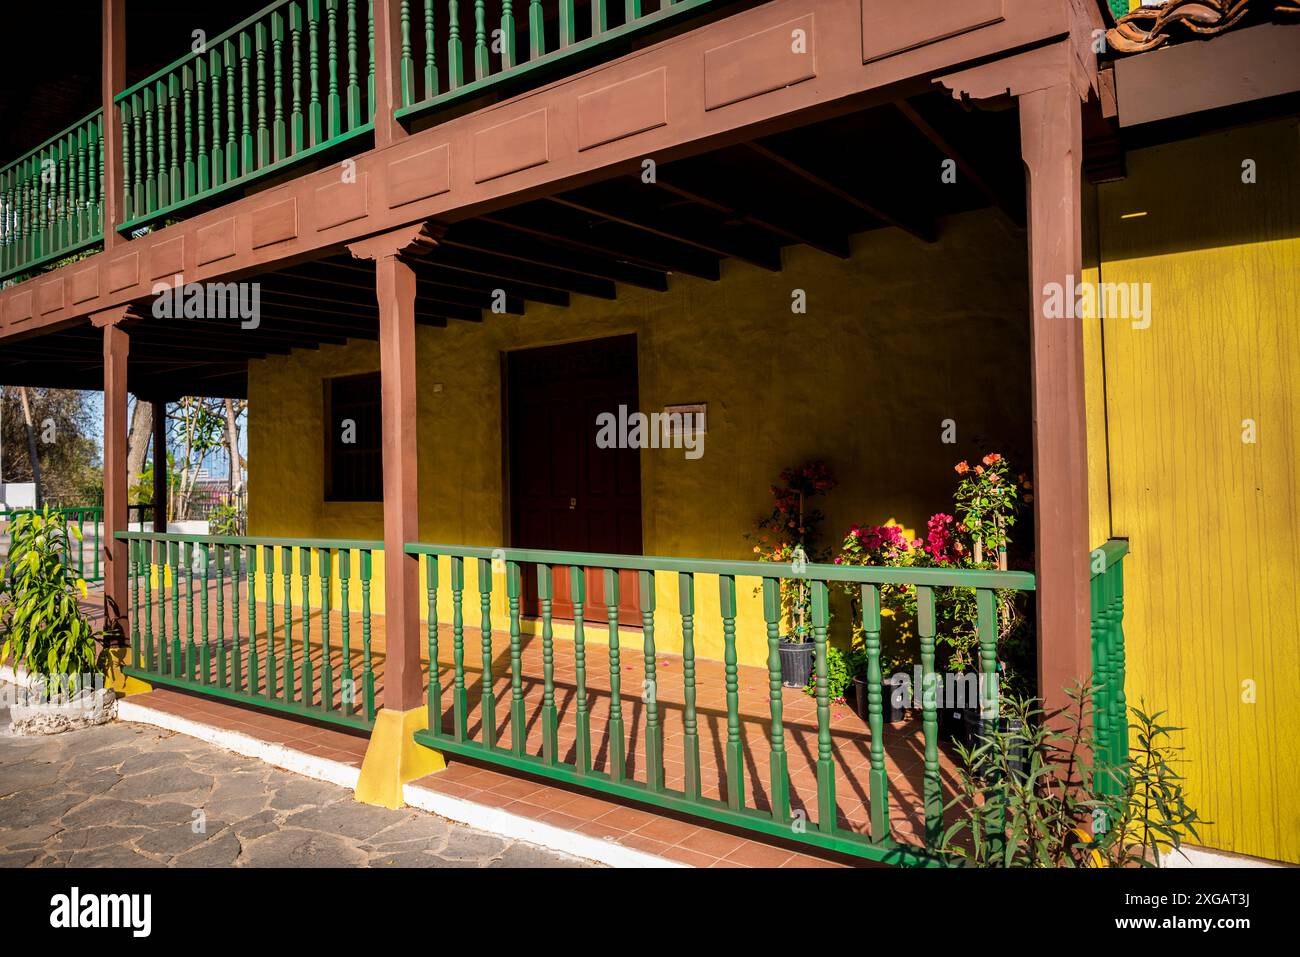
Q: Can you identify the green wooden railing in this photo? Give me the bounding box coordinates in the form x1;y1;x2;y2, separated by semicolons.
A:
1090;538;1129;796
113;0;376;231
117;531;382;730
0;111;105;281
1;1;720;280
395;0;717;118
0;506;104;583
406;541;1036;866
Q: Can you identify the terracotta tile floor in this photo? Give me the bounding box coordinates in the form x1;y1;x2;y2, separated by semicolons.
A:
110;580;968;866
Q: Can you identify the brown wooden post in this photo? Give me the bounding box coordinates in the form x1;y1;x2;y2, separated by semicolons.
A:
370;0;407;149
1021;82;1092;716
347;224;436;711
92;306;135;642
151;398;168;531
101;0;127;251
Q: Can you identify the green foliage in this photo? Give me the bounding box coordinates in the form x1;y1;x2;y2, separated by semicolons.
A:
940;687;1205;867
805;644;868;702
210;501;242;536
0;507;110;692
748;462;837;641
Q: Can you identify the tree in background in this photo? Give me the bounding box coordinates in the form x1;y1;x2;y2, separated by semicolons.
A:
0;387;99;506
168;397;226;521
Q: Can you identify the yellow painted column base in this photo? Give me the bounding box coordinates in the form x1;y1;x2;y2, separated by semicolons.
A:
106;647;152;696
355;707;446;809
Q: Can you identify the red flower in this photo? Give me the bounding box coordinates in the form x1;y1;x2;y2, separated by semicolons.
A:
955;461;970;475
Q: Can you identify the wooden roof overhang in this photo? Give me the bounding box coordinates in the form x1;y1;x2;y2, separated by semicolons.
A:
0;0;1108;399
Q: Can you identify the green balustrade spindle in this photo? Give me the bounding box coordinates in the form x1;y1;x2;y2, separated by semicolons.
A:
478;557;496;748
604;568;625;781
675;572;700;801
762;577;789;822
720;573;742;810
571;567;591;773
639;569;662;791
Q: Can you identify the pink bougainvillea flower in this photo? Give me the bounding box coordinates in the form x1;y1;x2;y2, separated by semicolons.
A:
983;453;1002;466
955;461;970;474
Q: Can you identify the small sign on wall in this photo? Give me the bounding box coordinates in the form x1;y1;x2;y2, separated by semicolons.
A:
663;403;707;437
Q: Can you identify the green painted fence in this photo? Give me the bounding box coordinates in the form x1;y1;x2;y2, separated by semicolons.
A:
0;111;104;281
114;0;376;231
396;0;717;118
1090;538;1129;796
117;531;382;730
406;541;1037;867
0;506;104;584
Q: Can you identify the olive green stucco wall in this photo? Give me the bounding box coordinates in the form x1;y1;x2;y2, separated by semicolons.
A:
248;207;1031;665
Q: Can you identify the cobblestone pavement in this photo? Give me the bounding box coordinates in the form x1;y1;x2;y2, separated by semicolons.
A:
0;685;595;868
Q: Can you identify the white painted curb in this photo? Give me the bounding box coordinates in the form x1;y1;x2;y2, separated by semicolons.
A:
113;697;682;868
116;699;361;790
402;779;684;868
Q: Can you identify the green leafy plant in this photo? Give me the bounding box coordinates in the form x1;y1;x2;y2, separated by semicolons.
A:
940;686;1205;867
210;501;242;536
804;644;867;703
748;461;837;642
0;507;110;695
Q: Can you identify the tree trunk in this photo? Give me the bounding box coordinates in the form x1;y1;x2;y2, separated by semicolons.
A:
223;398;243;494
17;388;42;507
126;400;152;495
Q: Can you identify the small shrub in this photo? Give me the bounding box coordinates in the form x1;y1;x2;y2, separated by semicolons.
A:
0;507;110;694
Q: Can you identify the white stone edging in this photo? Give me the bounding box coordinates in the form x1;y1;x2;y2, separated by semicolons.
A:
115;699;361;790
402;779;684;869
113;697;682;868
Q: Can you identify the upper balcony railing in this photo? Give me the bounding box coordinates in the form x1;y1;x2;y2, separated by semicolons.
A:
0;111;105;280
115;0;376;233
395;0;718;120
0;0;721;284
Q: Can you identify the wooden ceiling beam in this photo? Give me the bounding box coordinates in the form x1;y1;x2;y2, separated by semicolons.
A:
424;246;617;300
445;222;670;291
549;191;783;272
654;169;852;259
743;140;937;243
481;208;722;281
892;100;1024;228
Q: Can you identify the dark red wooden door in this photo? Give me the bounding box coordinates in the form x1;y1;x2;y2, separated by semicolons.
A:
508;335;643;624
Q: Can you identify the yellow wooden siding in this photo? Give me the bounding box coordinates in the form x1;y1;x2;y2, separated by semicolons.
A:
1088;118;1300;863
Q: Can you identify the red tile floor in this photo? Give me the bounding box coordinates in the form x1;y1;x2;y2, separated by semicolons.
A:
107;581;968;866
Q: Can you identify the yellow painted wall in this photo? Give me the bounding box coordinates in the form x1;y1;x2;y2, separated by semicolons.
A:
248;207;1032;666
1084;118;1300;863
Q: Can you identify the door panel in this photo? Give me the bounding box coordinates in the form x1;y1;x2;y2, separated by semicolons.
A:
508;335;643;625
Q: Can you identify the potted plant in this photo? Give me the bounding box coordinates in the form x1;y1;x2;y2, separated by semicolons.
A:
805;643;857;705
749;461;836;687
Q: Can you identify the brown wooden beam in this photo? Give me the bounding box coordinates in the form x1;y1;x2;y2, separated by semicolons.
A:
94;306;131;644
1021;83;1092;715
744;139;937;243
445;223;670;291
481;208;722;281
655;168;852;259
426;246;618;300
551;192;783;272
893;100;1022;229
347;225;435;713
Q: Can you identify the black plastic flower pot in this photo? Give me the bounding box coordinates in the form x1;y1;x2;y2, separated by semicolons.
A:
779;640;815;688
855;675;909;723
966;716;1030;782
